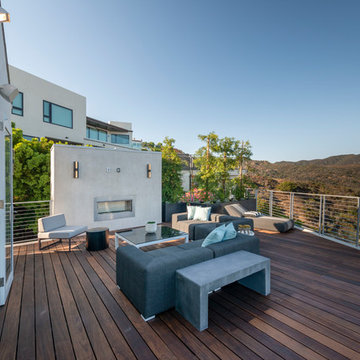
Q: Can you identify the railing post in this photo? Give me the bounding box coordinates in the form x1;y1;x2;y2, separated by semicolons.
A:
322;195;326;234
356;197;360;248
318;195;323;234
289;192;294;219
255;189;258;211
269;191;273;217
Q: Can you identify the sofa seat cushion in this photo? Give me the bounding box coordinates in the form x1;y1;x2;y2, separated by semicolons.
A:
177;239;203;250
207;234;260;257
251;216;294;233
148;245;188;257
38;225;87;239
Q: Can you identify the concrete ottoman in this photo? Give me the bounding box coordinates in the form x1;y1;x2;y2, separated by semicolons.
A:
175;250;270;331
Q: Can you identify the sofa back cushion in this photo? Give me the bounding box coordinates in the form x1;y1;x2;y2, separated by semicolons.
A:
207;234;260;257
224;203;248;217
38;214;66;233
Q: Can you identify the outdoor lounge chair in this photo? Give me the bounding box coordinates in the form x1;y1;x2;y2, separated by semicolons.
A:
38;213;87;251
224;203;294;233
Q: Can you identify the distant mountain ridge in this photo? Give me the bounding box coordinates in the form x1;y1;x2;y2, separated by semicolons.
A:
249;154;360;196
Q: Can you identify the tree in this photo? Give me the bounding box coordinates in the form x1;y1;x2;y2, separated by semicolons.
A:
143;137;184;203
194;132;219;201
12;128;54;201
232;140;253;200
213;137;237;201
141;141;162;152
276;181;299;192
161;137;184;202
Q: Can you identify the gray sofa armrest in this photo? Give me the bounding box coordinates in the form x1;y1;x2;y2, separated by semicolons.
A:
116;244;213;319
116;245;153;315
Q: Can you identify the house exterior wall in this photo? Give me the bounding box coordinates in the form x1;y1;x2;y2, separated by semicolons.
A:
51;145;161;231
9;65;87;143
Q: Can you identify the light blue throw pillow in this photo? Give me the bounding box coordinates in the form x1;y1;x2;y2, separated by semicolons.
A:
187;205;197;220
193;206;211;221
201;225;226;247
223;222;237;241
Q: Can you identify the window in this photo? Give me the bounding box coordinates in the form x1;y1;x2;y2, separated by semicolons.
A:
86;127;108;142
43;100;73;128
23;135;39;141
111;134;130;145
12;92;23;116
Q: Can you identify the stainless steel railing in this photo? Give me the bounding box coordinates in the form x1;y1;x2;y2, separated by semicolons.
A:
9;200;50;243
249;189;360;247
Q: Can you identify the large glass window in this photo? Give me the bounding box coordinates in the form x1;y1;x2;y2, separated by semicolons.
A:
86;127;108;142
111;134;130;145
43;101;73;128
12;92;23;116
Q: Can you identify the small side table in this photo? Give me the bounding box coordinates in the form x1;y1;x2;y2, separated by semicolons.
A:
86;227;109;251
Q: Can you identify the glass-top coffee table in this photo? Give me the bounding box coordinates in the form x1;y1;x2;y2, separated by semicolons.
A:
115;225;189;249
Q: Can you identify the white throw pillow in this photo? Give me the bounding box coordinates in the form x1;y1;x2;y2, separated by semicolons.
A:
193;207;211;221
187;205;197;220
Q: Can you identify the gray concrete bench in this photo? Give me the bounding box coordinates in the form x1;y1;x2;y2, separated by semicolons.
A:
175;250;270;331
38;214;87;251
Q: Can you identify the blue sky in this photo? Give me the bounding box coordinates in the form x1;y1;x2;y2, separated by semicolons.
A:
4;0;360;162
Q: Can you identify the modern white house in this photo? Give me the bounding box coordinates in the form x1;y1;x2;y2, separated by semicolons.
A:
9;65;142;149
0;16;14;306
85;117;142;150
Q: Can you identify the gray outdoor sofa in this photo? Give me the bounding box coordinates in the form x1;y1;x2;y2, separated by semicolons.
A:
224;203;294;233
172;211;254;240
116;223;259;320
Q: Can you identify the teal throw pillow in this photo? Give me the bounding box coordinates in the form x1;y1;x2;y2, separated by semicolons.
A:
201;225;226;247
187;205;197;220
223;222;237;241
193;206;211;221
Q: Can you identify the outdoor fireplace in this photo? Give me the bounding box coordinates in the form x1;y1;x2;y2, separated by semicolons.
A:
94;196;135;221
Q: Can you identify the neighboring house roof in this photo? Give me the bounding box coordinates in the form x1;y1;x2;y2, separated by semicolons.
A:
86;117;133;133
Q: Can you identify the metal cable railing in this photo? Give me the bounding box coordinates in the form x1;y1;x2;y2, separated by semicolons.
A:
250;189;360;247
7;201;50;243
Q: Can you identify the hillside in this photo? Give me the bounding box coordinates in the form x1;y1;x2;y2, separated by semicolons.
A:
248;154;360;196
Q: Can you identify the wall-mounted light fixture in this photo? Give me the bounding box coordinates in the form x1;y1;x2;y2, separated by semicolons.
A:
147;164;152;178
73;161;79;178
0;7;10;23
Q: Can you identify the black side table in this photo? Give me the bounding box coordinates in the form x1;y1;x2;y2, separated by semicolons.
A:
86;227;109;251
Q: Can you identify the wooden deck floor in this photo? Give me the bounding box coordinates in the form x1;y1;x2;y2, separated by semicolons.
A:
1;229;360;360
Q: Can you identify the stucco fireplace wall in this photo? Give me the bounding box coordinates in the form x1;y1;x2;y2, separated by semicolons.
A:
50;145;161;231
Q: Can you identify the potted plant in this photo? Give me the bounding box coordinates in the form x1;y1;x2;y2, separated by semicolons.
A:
145;221;157;233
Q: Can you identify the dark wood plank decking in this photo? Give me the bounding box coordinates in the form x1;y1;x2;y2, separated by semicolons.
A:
1;230;360;360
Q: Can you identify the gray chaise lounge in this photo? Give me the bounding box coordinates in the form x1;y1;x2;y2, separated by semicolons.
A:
172;211;254;240
224;203;294;233
116;224;259;320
